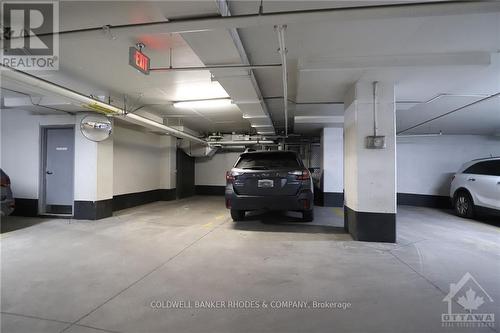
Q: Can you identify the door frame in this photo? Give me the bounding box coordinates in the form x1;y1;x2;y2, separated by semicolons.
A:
39;125;76;215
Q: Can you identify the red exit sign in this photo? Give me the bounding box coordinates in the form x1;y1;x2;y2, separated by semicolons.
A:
129;47;150;75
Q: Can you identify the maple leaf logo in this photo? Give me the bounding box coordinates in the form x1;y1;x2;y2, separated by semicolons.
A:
457;288;484;312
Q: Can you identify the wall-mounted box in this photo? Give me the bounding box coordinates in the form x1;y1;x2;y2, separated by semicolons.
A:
366;136;386;149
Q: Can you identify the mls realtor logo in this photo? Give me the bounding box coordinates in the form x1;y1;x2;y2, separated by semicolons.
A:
442;272;495;328
1;1;59;70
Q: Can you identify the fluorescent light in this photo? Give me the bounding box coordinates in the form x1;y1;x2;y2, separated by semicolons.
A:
173;98;231;109
242;114;268;119
232;100;262;105
251;124;272;128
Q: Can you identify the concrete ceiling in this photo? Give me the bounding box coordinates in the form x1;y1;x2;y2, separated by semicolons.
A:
1;1;499;136
233;2;500;135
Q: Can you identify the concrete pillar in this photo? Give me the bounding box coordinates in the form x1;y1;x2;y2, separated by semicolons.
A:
321;128;343;206
73;114;114;220
343;81;396;242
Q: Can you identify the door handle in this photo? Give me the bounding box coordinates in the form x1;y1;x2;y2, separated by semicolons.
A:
467;178;475;182
46;171;53;175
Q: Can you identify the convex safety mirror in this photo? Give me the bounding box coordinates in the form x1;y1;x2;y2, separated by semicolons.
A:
80;114;112;142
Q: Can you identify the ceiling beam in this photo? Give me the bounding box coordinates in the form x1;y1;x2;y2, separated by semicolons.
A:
294;116;344;124
213;0;276;135
299;52;492;71
15;2;500;38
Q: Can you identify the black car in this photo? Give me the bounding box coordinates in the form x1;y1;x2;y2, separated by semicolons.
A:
225;150;314;221
1;169;15;216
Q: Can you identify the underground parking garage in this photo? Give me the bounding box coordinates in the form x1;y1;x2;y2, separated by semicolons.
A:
1;1;499;332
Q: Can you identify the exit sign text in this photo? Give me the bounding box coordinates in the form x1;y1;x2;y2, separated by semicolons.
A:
129;47;150;75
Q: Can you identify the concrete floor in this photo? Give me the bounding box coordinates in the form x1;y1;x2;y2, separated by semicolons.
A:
1;196;499;333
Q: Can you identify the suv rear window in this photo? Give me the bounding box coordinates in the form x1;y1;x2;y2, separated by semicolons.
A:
235;152;301;170
463;160;500;176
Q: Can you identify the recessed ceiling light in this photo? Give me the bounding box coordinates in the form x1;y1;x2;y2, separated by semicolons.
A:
173;98;231;109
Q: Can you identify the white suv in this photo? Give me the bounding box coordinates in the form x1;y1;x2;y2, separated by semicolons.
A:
450;157;500;218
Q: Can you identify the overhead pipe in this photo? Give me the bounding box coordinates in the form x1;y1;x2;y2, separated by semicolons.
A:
0;64;208;145
372;81;379;136
11;2;499;39
276;25;288;137
150;64;281;72
0;64;123;114
208;140;274;146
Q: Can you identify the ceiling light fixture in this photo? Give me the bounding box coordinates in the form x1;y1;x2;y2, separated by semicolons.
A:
232;100;262;105
251;124;272;128
173;98;231;109
242;114;268;119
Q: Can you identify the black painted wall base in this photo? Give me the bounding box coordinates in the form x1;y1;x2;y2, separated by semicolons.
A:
74;200;113;220
397;193;451;208
195;185;225;196
323;192;344;207
12;198;38;217
318;191;450;209
312;189;345;207
10;189;178;220
344;206;396;243
112;189;176;212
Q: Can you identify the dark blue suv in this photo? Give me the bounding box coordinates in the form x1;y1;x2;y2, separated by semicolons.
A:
225;151;314;221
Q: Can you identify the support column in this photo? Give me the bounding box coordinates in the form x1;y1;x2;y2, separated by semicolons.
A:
321;128;343;206
73;114;114;220
159;135;177;200
343;81;396;242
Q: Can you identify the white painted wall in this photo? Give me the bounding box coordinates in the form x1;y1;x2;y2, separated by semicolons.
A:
195;151;240;186
112;125;176;195
0;110;177;204
321;128;343;193
319;132;500;198
397;135;500;196
0;109;107;201
1;109;44;199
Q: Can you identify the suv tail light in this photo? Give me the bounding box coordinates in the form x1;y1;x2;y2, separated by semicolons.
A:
0;175;10;187
226;171;241;184
289;170;310;181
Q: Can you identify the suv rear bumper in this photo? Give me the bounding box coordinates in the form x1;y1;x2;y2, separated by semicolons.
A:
226;189;313;211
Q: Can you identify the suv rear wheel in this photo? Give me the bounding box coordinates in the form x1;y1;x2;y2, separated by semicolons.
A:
454;191;474;218
302;209;314;222
231;209;245;221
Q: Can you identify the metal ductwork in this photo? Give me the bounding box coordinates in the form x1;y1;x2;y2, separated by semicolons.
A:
178;139;218;157
0;64;208;146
